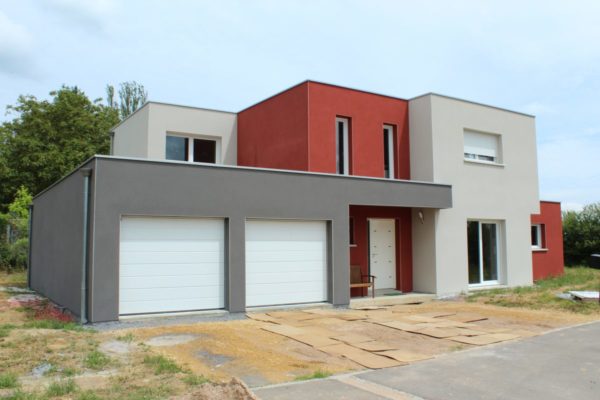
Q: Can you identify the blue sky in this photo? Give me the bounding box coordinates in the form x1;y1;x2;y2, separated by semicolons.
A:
1;0;599;210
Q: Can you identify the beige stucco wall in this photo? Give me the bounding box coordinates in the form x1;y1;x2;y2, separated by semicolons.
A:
112;102;238;165
112;104;149;159
410;94;539;295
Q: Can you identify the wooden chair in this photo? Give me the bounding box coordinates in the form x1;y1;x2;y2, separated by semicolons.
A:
350;265;375;298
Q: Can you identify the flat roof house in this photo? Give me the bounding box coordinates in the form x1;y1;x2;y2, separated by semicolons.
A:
29;81;564;323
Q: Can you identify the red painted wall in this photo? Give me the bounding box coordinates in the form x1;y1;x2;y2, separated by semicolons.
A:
349;205;413;294
237;81;411;180
237;83;309;171
531;201;564;280
308;82;410;179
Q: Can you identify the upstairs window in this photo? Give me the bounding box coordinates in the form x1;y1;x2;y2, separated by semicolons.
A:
464;130;501;164
383;124;395;179
336;117;350;175
166;134;218;163
531;224;544;249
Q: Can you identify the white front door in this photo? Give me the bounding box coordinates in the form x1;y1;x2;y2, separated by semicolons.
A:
245;219;328;307
119;216;225;315
369;218;397;289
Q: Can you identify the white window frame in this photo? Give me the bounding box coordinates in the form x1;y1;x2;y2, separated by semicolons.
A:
468;219;501;287
165;132;222;164
383;124;395;179
463;129;502;166
531;224;543;249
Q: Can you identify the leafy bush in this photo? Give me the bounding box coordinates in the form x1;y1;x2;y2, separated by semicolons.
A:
563;203;600;265
0;186;32;272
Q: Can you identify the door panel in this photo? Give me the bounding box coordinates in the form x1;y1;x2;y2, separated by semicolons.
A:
369;219;397;289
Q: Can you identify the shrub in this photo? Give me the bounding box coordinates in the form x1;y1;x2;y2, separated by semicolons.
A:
563;203;600;265
84;350;110;370
0;372;19;388
45;379;77;396
143;354;182;374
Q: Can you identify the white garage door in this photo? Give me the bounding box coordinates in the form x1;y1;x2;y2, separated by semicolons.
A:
246;219;328;307
119;217;225;315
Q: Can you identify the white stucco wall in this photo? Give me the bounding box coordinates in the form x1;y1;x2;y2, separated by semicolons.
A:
112;102;238;165
410;94;539;295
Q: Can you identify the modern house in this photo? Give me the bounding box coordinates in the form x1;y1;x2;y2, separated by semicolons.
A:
29;81;564;323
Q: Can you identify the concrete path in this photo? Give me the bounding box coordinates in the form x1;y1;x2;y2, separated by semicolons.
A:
254;321;600;400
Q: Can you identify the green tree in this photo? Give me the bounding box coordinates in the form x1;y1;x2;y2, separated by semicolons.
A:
563;202;600;265
106;81;148;119
0;86;119;208
0;186;32;271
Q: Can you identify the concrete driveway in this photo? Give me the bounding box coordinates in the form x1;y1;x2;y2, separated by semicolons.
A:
255;321;600;400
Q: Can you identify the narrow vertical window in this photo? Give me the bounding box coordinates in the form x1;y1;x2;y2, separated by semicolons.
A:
383;125;395;178
336;117;349;175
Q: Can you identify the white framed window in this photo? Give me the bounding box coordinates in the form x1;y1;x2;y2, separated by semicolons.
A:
165;133;221;164
336;117;350;175
531;224;544;249
464;130;501;164
467;220;501;285
383;124;395;179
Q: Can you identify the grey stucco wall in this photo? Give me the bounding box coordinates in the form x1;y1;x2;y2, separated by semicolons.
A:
30;161;93;317
32;156;451;322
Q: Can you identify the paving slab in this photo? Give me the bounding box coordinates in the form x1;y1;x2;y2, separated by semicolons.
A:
254;378;389;400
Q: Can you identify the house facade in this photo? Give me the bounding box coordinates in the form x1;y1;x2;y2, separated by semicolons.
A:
29;81;563;322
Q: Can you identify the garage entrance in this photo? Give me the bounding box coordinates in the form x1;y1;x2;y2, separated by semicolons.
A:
119;216;225;315
245;219;328;307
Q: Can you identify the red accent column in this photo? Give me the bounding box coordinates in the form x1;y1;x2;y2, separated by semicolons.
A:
531;201;564;280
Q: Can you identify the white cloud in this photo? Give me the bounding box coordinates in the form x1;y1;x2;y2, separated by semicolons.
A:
562;203;584;212
0;11;36;77
521;101;556;116
538;133;600;206
44;0;117;32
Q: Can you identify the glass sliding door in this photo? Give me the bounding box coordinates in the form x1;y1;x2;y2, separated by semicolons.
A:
467;221;500;285
481;223;498;282
467;221;481;284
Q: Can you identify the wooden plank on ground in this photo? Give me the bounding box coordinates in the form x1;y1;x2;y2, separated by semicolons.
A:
352;341;397;352
376;350;433;363
448;333;520;345
267;311;323;321
335;312;369;321
318;343;406;369
445;313;488;323
353;306;387;311
404;315;442;323
372;321;425;332
416;311;457;318
246;313;280;323
289;334;339;348
412;327;470;338
261;324;306;337
331;333;374;344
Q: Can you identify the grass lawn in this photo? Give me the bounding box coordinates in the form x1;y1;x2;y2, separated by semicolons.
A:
0;270;211;400
467;267;600;315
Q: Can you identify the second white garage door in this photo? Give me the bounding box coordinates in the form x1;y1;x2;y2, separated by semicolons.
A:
245;219;328;307
119;217;225;315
